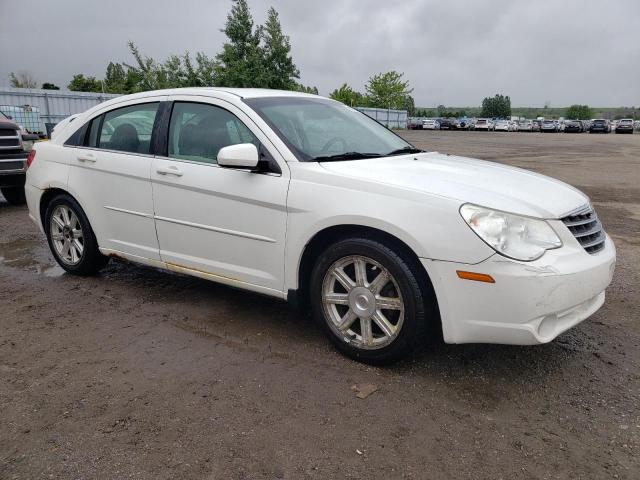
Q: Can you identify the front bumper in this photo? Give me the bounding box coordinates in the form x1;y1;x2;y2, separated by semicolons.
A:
422;227;616;345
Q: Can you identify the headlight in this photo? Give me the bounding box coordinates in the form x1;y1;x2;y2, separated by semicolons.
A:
460;204;562;261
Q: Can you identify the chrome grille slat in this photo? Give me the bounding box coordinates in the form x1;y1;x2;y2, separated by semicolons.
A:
563;215;599;227
561;206;605;255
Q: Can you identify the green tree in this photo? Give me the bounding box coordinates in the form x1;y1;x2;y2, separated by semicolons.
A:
329;83;364;106
262;7;299;89
481;93;511;118
364;71;413;109
41;82;60;90
404;95;416;116
103;62;127;93
67;74;103;92
565;104;592;120
295;84;318;95
215;0;264;87
9;71;37;88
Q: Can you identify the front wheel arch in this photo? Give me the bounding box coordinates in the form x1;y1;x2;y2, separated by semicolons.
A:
295;225;441;339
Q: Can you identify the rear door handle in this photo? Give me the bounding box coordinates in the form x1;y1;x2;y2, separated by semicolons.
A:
156;166;183;177
77;153;96;163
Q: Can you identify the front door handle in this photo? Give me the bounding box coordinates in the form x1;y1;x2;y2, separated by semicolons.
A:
77;153;96;163
156;166;183;177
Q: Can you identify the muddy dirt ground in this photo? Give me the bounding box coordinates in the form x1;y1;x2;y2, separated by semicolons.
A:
1;131;639;479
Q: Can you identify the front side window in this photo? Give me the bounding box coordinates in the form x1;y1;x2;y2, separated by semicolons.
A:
98;103;159;154
168;102;258;165
244;97;415;161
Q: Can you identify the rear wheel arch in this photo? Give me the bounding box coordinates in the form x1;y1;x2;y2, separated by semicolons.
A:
294;224;441;334
40;188;78;230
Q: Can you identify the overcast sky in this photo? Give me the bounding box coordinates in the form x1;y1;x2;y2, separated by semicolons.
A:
1;0;638;107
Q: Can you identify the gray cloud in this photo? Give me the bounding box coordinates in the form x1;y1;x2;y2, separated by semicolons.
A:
1;0;638;107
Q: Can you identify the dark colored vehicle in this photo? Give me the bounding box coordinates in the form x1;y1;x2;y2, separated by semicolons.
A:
437;118;454;130
0;111;38;205
590;119;611;134
541;120;559;133
564;120;584;133
406;117;423;130
615;119;634;134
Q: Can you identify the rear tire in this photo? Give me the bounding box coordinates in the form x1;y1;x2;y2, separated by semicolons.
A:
44;194;109;275
1;186;26;205
310;237;430;364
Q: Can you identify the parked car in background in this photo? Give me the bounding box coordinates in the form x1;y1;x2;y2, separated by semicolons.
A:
423;119;440;130
615;119;634;134
0;111;38;205
564;120;584;133
494;120;512;132
407;117;424;130
474;118;493;131
437;118;454;130
456;118;472;130
589;119;611;134
541;120;559;133
518;120;533;132
25;87;616;364
531;120;542;132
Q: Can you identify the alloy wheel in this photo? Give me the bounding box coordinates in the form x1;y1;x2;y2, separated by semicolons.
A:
50;205;84;265
321;255;405;350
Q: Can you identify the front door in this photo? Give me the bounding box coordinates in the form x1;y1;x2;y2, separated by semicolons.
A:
151;98;289;296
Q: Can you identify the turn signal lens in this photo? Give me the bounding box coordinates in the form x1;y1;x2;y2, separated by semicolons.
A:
26;150;36;169
456;271;495;283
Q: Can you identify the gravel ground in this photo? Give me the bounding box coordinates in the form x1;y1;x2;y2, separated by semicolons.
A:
1;131;638;479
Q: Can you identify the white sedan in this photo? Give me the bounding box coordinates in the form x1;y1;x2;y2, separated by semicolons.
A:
25;88;616;363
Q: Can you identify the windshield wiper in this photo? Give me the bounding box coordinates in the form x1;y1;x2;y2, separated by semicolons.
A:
386;146;424;155
313;152;383;162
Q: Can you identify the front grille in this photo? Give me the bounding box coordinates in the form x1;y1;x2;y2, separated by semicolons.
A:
0;128;17;136
562;206;606;254
0;138;20;147
0;161;25;171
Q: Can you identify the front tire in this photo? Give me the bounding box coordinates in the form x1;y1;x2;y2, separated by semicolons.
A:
1;186;26;205
310;238;429;364
44;194;109;275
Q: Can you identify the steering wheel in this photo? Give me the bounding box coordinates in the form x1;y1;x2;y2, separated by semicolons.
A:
320;137;348;154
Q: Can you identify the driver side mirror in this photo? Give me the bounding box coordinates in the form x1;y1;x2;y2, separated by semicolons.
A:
217;143;259;170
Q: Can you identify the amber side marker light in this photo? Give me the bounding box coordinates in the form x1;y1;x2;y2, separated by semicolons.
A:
456;271;495;283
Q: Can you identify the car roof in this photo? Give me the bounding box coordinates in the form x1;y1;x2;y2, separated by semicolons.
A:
113;87;318;100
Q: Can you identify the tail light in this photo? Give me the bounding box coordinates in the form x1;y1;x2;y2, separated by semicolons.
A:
26;150;36;169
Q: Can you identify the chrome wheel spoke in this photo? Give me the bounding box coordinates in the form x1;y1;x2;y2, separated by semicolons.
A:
337;310;358;332
333;267;355;291
52;233;64;241
325;292;350;306
376;296;402;310
372;310;396;337
61;207;71;226
369;270;389;294
354;258;367;286
360;317;373;346
52;215;65;230
73;238;84;256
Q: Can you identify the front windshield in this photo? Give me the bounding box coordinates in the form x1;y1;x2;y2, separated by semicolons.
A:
244;97;416;161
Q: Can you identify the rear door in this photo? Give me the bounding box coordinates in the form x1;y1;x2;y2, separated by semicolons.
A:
150;96;290;295
68;98;165;261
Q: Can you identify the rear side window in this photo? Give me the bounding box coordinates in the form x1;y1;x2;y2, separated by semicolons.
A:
168;102;258;165
97;103;159;154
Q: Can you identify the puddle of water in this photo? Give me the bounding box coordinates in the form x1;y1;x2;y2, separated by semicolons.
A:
0;239;65;278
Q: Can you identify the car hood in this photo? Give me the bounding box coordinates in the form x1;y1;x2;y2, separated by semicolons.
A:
319;152;589;219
